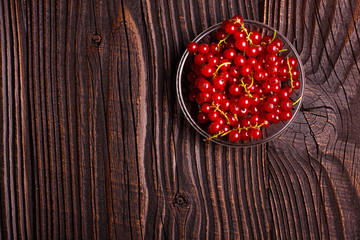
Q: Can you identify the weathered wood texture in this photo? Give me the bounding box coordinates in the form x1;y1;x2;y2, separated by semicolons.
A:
0;0;359;239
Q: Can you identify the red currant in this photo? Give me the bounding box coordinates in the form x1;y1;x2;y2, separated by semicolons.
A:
288;56;298;68
224;48;237;60
233;54;247;66
194;54;206;65
229;130;241;142
235;38;249;51
201;103;211;113
251;128;262;139
198;43;210;54
187;42;198;53
201;64;215;77
197;112;208;124
240;64;252;76
229;84;242;96
280;99;293;111
208;110;220;121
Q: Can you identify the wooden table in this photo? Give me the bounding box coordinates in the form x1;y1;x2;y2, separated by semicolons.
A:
1;0;359;239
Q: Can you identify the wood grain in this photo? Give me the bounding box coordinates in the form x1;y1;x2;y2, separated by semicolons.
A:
0;0;359;239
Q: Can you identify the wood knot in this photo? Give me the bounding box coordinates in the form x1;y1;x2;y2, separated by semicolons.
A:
92;34;102;46
174;193;190;207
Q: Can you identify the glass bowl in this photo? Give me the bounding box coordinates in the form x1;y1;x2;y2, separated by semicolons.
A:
176;20;305;147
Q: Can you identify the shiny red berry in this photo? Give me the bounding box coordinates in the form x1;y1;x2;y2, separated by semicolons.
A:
201;65;215;77
251;128;262;139
187;42;198;53
229;130;241;142
240;64;252;76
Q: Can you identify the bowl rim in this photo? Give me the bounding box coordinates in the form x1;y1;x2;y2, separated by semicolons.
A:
176;19;305;147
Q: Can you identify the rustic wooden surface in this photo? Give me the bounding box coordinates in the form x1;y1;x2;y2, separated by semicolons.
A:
1;0;360;239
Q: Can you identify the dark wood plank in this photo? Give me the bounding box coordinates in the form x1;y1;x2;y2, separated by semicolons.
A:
264;0;360;239
0;0;359;239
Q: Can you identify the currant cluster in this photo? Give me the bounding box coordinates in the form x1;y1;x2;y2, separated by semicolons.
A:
186;15;301;142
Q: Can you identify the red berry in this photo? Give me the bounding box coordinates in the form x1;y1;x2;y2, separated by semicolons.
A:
293;79;301;89
280;111;292;121
227;113;238;126
228;76;240;85
280;99;293;111
265;53;278;65
229;103;240;114
210;121;223;133
264;102;276;113
267;95;280;104
187;42;198;53
224;21;237;34
194;54;206;65
267;65;279;75
201;103;211;113
216;29;227;41
224;48;237;60
247;57;258;67
196;92;211;104
262;82;272;93
209;86;217;94
238;107;249;117
224;39;236;49
223;124;231;133
197;79;211;92
249;31;262;45
208;110;220;121
278;65;288;77
233;54;247;66
254;71;265;81
198;43;210;54
240;64;252;76
240;129;251;141
219;59;231;71
212;93;223;104
291;68;300;78
229;84;242;96
250;94;260;106
260;118;270;128
229;130;241;142
271;84;280;93
250;115;260;125
288;56;298;68
245;46;258;57
261;35;272;44
206;55;219;66
251;128;262;139
209;43;219;53
232;15;243;24
197;112;208;124
241;117;251;127
238;96;251;108
257;45;266;55
273;114;281;123
278;88;290;99
266;112;276;122
269;76;280;85
229;66;240;77
235;38;249;51
220;99;231;111
266;42;280;54
272;39;283;49
201;64;215;77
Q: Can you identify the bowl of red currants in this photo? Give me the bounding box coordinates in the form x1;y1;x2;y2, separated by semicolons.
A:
176;15;305;147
